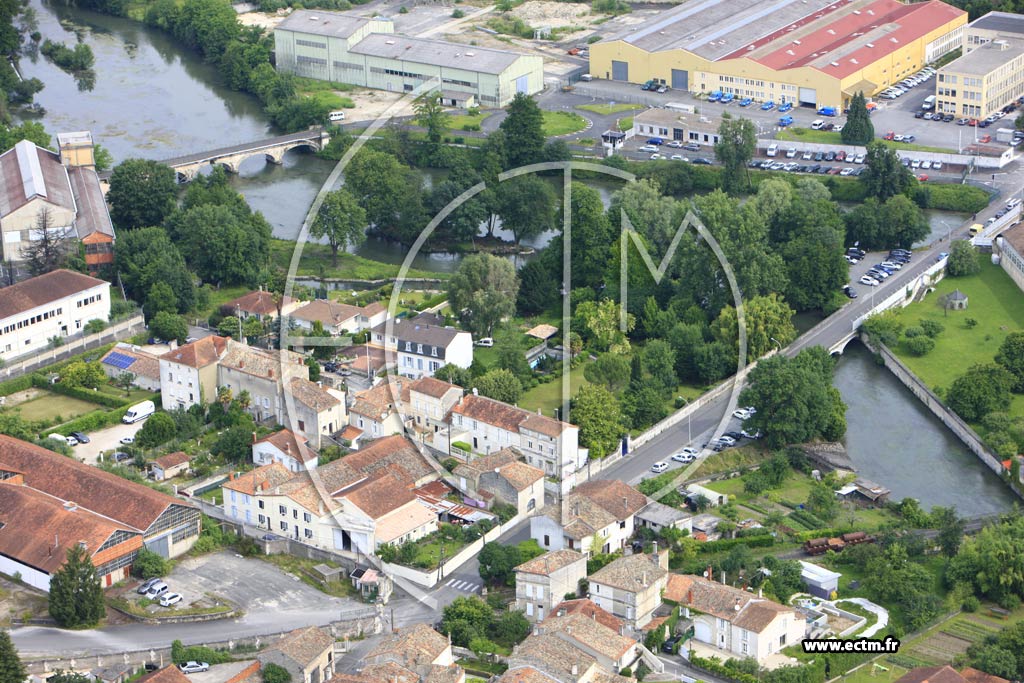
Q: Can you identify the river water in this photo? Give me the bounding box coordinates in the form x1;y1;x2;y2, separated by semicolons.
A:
833;341;1017;515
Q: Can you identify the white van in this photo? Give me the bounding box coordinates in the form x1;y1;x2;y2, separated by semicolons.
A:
580;73;593;81
922;95;936;111
123;400;155;424
328;111;346;122
766;144;779;157
810;119;825;130
48;433;69;445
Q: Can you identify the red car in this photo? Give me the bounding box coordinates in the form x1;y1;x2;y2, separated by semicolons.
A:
979;134;992;143
917;174;929;182
968;119;979;126
836;150;847;161
884;131;895;140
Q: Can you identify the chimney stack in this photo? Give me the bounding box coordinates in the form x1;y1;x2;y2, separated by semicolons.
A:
252;432;258;444
571;665;578;676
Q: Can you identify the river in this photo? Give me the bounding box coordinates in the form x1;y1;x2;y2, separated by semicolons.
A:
833;341;1017;515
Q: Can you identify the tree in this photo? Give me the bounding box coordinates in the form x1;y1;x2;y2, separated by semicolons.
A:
574;299;633;354
144;281;178;322
641;340;677;396
495;174;557;245
165;203;270;286
0;630;25;683
344;148;414;239
106;159;178;231
441;596;494;646
132;548;169;579
947;363;1014;421
435;364;472;388
931;506;964;557
996;331;1024;392
48;544;104;628
516;258;559;315
947;240;980;277
490;609;530;646
150;311;188;345
136;411;177;448
860;311;903;346
115;371;136;395
473;369;523;404
573;385;624;458
61;361;106;389
447;254;519;337
478;541;520;585
842;92;874;145
310;188;366;267
499;93;545;168
860;141;913;201
806;481;839;521
116;227;195;313
262;664;292;683
23;208;69;276
413;91;451;144
714;115;757;193
711;294;797;363
844;195;929;250
740;347;846;448
584;353;631;392
610;178;681;247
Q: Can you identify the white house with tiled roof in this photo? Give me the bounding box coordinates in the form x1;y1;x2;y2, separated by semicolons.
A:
406;376;463;436
371;312;472;378
288;376;346;448
538;611;644;673
217;341;308;423
531;480;649;555
664;574;804;662
0;269;109;364
159;335;229;411
587;551;669;629
515;549;587;622
348;380;407;438
100;342;161;391
444;392;587;494
253;429;318;472
223;289;301;323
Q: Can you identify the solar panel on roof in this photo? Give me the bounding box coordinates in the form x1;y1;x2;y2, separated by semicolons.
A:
103;352;136;370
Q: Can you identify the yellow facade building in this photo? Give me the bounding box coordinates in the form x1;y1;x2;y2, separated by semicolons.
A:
589;0;966;110
935;12;1024;118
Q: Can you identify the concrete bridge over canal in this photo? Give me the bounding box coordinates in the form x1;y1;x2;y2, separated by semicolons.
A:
161;127;331;181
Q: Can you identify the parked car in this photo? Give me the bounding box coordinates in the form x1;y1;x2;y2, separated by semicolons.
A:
662;635;683;654
760;101;776;110
779;115;794;127
160;592;183;607
69;431;90;444
178;663;210;675
670;154;687;161
842;285;858;299
720;92;734;103
650;461;669;474
740;429;764;439
144;582;169;599
691;158;712;164
683;142;701;151
739;98;753;107
859;275;879;286
778;102;793;113
671;451;696;464
138;578;162;595
732;408;751;420
112;451;133;463
120;435;135;445
639;145;658;153
666;140;684;148
65;436;80;447
707;91;722;101
646;137;665;146
713;435;737;446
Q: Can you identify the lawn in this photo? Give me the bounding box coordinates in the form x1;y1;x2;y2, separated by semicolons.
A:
577;103;646;115
270;239;445;281
448;112;492;130
619;116;634;132
294;76;356;110
542;111;587;136
888;254;1024;411
15;392;102;423
410;536;471;570
777;128;955;153
518;363;590;416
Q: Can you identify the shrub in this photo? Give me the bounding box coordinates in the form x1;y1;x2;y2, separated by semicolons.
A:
84;319;107;334
962;595;980;612
903;325;925;338
904;335;935;356
451;8;465;17
132;548;169;579
442;458;459;472
170;640;233;665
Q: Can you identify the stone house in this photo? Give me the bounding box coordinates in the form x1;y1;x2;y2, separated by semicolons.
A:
257;626;336;683
515;549;587;622
587;551;669;629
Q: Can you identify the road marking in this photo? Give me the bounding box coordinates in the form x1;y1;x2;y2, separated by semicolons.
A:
452;580;467;590
446;579;457;587
465;583;479;592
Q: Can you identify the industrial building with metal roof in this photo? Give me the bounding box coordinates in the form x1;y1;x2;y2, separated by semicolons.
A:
589;0;967;110
274;9;543;107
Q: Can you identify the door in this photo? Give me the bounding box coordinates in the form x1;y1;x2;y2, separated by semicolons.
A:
671;69;688;90
799;87;817;106
515;75;529;93
612;60;629;81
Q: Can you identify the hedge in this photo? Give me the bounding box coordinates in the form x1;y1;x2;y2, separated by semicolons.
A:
689;654;759;683
31;374;131;409
793;527;856;542
0;374;33;397
43;407;126;437
915;183;990;213
788;509;827;529
697;533;775;554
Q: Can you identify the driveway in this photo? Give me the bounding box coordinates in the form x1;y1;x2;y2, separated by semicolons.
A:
75;420;147;465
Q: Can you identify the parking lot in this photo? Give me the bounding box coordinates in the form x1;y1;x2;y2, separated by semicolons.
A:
73;419;147;465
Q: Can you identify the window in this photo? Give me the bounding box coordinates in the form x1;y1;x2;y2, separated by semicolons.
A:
295;39;326;48
293;509;298;519
258;500;265;509
304;528;313;539
279;505;287;516
543;534;550;546
304;512;312;523
258;514;266;524
619;520;626;529
280;521;289;531
526;584;533;597
417;344;423;354
780;634;787;646
298;419;305;431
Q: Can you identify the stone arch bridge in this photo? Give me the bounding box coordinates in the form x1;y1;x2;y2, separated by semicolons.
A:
161;127;331;182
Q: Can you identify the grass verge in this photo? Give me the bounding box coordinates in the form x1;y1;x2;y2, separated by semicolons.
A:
542;110;587;136
577;103;645;115
270;239;446;281
778;128;955;153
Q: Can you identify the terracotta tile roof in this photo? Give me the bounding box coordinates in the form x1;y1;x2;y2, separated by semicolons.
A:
0;481;142;574
572;480;648;520
362;301;386;317
338;470;415;519
641;615;668;632
360;663;418;683
225;290;296;317
136;666;192;683
368;623;450;668
498;667;562;683
516;549;585;576
590;672;634;683
220;341;305;380
408;376;461;399
453;448;521;482
290;377;341;411
256;429;317;464
667;574;795;633
551;599;623;632
341;425;363;440
424;665;464;683
291;300;362;328
453;395;571;438
153;451;191;469
663;573;689;603
540;612;635;660
897;668;969;683
0;435;190;532
510;634;595;681
350;381;403;420
101;345;161;380
497;461;544;491
341;435;436;486
276;474;337;514
160;336;228;369
0;269;107;320
223;462;294;496
589;554;667;593
960;669;1009;683
375;500;437;544
526;324;558;340
261;626;334;668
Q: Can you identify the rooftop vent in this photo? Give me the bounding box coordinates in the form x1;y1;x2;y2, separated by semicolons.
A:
851;58;859;64
831;61;840;66
786;49;795;55
867;8;874;14
828;29;835;34
866;42;874;47
385;39;395;44
466;51;475;56
853;9;861;13
890;37;898;43
793;39;802;44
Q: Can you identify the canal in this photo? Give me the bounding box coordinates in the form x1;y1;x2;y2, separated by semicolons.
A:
833;341;1017;515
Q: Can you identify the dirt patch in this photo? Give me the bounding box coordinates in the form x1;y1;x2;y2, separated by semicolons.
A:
1;387;43;407
0;576;49;626
237;9;288;31
509;1;592;24
343;89;409;123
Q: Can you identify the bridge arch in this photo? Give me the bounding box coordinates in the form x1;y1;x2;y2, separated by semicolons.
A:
162;128;331;182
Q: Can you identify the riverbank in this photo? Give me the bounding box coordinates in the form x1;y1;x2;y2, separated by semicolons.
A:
269;240;450;281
